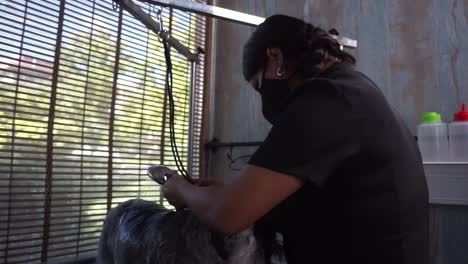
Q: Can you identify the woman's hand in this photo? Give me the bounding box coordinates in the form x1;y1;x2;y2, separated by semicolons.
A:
162;173;190;210
162;175;224;209
193;177;224;187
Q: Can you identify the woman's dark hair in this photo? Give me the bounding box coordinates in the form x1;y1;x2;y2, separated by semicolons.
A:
242;14;356;81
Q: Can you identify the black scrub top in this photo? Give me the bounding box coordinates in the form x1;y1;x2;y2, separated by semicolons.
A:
249;63;429;264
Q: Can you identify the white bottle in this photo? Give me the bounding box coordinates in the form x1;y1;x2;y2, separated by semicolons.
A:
448;103;468;161
417;112;449;162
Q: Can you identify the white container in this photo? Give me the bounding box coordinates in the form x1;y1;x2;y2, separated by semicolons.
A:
448;122;468;161
417;119;449;162
448;104;468;161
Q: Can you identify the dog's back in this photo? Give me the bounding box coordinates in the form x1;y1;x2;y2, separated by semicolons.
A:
97;199;172;264
97;199;232;264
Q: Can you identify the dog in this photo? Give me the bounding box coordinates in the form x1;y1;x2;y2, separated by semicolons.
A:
96;198;268;264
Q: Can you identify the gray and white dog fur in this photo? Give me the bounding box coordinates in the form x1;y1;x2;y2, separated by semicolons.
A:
96;198;267;264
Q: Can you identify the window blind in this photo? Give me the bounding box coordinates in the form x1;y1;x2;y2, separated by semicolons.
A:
0;0;207;263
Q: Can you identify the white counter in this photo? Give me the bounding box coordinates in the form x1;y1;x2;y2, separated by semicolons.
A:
424;162;468;205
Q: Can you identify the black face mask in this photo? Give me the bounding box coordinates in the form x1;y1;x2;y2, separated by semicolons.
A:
258;76;291;124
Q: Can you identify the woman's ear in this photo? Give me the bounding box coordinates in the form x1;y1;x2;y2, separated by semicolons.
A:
265;48;286;79
266;48;283;68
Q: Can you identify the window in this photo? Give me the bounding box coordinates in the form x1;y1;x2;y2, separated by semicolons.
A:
0;0;207;263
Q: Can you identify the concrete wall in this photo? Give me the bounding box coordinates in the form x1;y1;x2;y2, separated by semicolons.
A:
305;0;468;133
206;0;468;263
430;205;468;264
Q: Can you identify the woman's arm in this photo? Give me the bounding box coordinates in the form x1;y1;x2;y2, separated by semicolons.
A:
163;165;303;234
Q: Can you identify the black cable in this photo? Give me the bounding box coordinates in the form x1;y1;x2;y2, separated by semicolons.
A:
165;41;186;177
112;2;192;182
226;148;253;171
162;39;193;183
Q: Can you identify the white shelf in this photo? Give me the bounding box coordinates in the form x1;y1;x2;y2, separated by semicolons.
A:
423;161;468;165
424;163;468;206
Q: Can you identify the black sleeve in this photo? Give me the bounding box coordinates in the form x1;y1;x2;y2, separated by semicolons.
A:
248;80;360;188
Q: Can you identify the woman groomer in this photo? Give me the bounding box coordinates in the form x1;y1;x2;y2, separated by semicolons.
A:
163;15;429;264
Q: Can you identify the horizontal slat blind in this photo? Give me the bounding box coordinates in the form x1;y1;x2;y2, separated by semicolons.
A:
47;0;117;261
0;0;207;263
180;2;206;178
0;1;60;263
